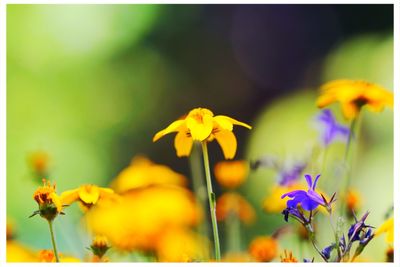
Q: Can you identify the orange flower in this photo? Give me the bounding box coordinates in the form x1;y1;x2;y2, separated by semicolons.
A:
153;108;251;159
346;189;362;215
37;250;80;262
249;236;278;262
216;192;255;224
317;79;393;120
90;235;110;259
214;160;248;189
280;250;298;262
110;156;187;193
28;151;50;177
32;179;62;221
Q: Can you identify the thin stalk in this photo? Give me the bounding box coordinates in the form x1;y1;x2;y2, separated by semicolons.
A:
226;212;241;252
328;211;342;261
189;143;209;237
201;141;221;261
340;118;358;216
48;220;60;262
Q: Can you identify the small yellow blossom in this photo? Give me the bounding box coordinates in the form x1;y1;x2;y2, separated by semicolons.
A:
60;184;114;211
375;217;394;245
153;108;251;159
280;250;298;262
155;228;210;262
110;156;187;193
32;179;63;221
214;160;248;189
38;250;80;262
7;241;37;262
317;79;393;120
90;235;110;259
248;236;278;262
216;192;256;224
86;185;203;251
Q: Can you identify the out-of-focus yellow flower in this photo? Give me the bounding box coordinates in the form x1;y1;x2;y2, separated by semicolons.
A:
153;108;251;159
280;250;298;262
86;185;203;252
32;179;62;221
375;217;394;245
28;151;50;178
216;192;255;224
214;160;248;189
110;156;187;193
317;79;393;120
7;241;37;262
60;184;115;211
37;250;80;262
263;183;304;213
155;227;210;262
248;236;278;262
222;252;253;262
346;189;362;216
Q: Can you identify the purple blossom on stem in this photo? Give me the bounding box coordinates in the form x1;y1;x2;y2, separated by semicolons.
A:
278;162;307;186
316;109;350;147
281;174;325;211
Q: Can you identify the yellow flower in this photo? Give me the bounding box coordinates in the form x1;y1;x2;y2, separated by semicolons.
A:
280;250;298;263
32;179;63;221
375;217;394;245
85;185;203;251
216;192;256;224
317;79;393;120
37;250;80;262
60;184;115;211
214;160;248;189
7;241;37;262
248;236;278;262
110;156;187;193
155;227;210;262
153;108;251;159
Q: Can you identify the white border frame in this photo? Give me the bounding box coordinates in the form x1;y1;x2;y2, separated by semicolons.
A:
0;1;398;266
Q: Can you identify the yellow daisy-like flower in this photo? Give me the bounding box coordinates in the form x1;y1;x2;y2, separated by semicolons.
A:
60;184;114;211
317;79;393;120
214;160;248;189
280;250;298;263
110;156;187;193
263;183;304;213
375;217;394;245
153;108;251;159
248;236;278;262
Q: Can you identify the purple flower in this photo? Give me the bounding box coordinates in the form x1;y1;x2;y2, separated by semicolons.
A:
278;163;307;186
316;109;350;146
321;243;336;260
281;174;325;211
348;211;373;242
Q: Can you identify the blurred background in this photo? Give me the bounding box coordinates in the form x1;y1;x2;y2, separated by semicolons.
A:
7;4;393;262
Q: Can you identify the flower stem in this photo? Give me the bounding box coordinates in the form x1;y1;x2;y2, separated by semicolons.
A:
201;141;221;261
48;220;60;262
340;118;358;216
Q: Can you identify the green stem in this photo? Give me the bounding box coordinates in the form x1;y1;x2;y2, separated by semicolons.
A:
340;118;358;216
48;220;60;262
328;211;341;261
189;143;209;237
201;141;221;261
226;211;241;252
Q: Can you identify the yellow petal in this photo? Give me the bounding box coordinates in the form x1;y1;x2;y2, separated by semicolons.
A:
79;185;100;204
214;129;237;159
214;115;252;130
186;114;213;141
153;119;185;142
341;102;359;120
60;188;80;205
174;130;193;157
50;193;62;212
375;217;394;244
